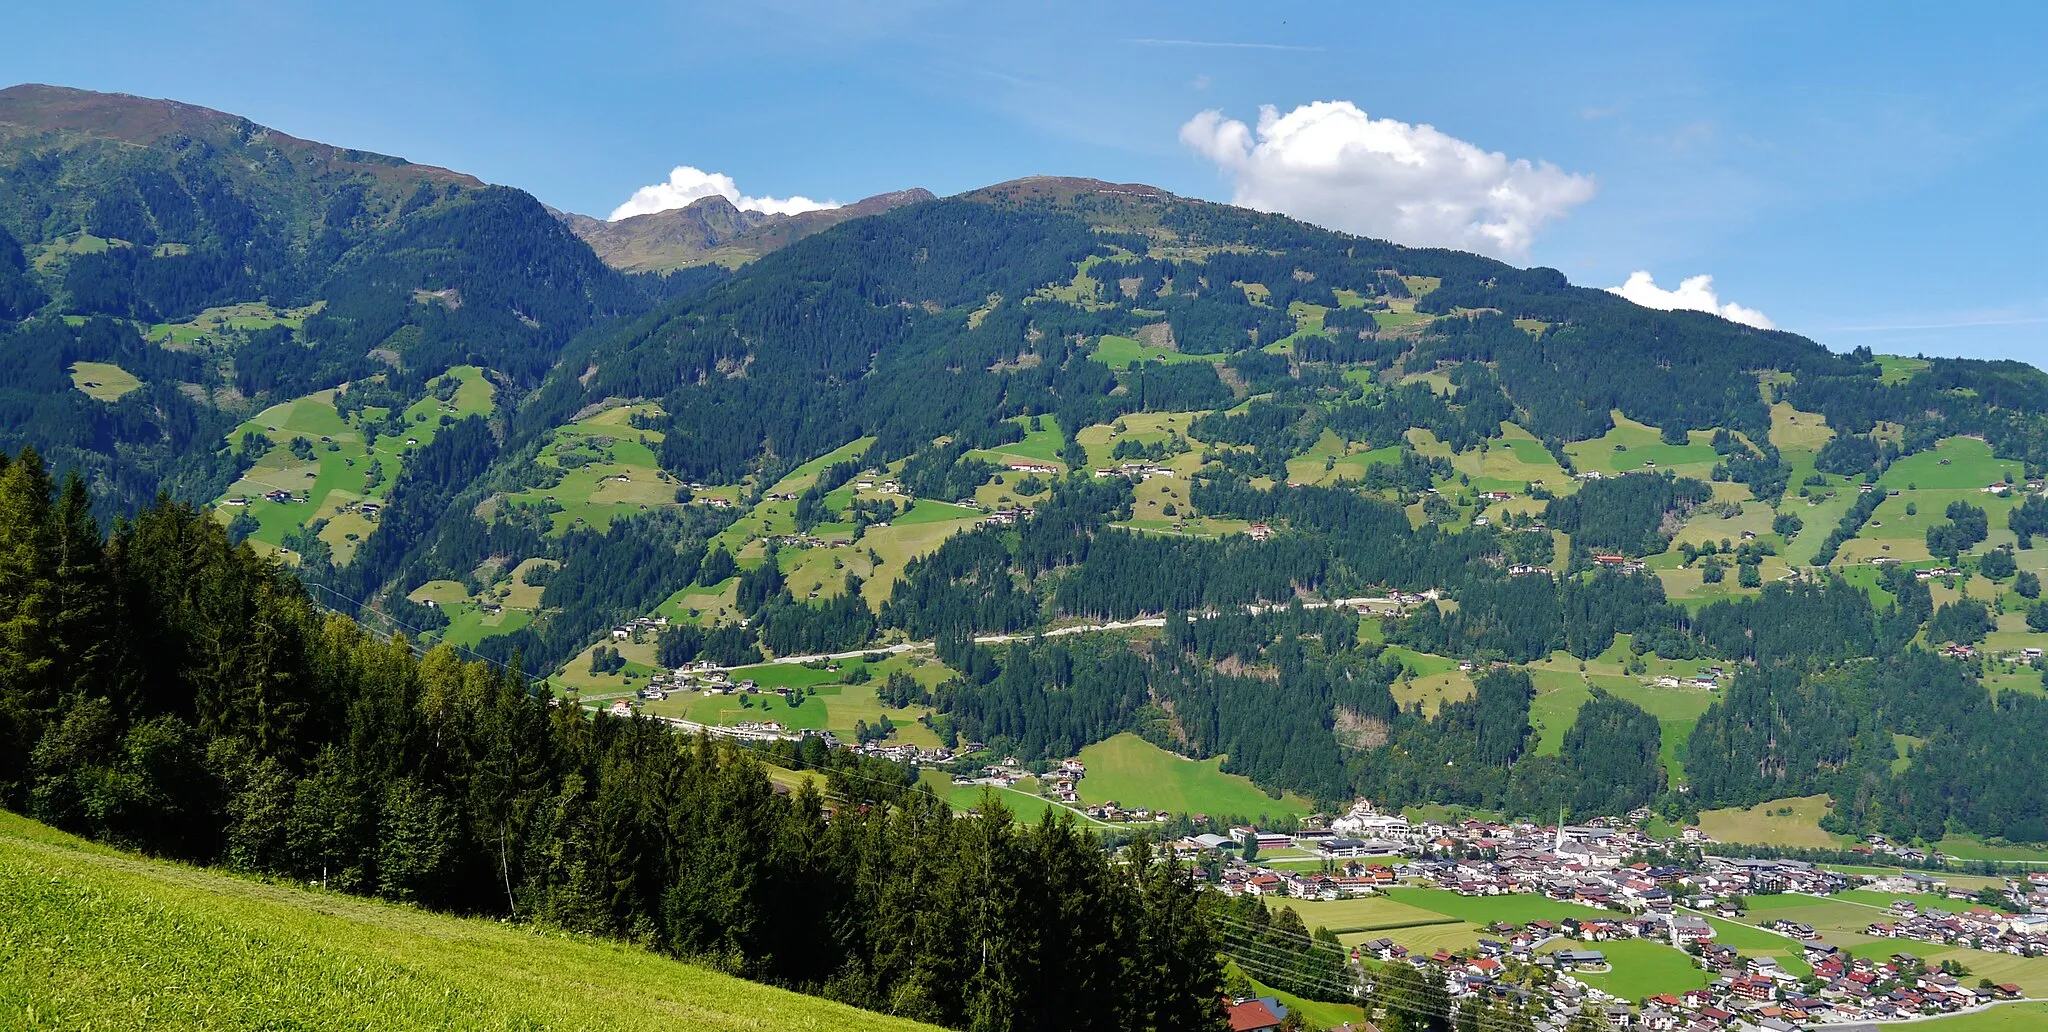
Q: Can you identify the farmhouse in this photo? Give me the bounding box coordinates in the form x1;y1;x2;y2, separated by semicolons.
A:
1222;997;1281;1032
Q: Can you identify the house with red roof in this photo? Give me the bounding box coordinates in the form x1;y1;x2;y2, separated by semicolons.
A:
1224;998;1281;1032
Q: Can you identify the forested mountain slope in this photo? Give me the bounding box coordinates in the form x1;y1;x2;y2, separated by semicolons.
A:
0;84;669;515
6;85;2048;865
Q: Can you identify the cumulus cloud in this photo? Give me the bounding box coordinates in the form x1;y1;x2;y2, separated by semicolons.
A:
1178;101;1596;259
1607;271;1774;329
608;166;836;222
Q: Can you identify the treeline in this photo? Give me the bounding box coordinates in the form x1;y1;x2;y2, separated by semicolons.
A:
1544;474;1711;557
1397;574;1884;668
0;445;1229;1032
1683;647;2048;843
924;597;1674;820
0;316;245;516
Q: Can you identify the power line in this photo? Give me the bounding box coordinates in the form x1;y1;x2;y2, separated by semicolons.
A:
1211;910;1359;958
1211;916;1501;1027
1213;951;1361;1003
1211;924;1367;1000
1211;938;1362;998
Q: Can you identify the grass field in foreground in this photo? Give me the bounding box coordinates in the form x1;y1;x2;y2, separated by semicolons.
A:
1381;888;1615;927
0;812;940;1032
1075;733;1311;820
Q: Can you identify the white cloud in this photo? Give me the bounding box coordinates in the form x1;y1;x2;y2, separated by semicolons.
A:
608;166;836;221
1607;271;1774;329
1178;101;1596;259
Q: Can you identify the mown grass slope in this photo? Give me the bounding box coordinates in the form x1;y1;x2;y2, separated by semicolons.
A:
1075;732;1312;820
0;813;941;1032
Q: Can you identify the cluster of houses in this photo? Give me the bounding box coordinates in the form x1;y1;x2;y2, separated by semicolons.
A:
766;532;843;549
1354;590;1433;611
1183;799;2048;1028
608;614;670;640
635;665;765;699
952;758;1087;800
1653;672;1724;690
1093;462;1176;481
1592;554;1651;573
1862;896;2048;956
849;740;953;765
852;474;904;494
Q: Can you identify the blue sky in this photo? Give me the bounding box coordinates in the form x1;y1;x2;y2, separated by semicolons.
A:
12;1;2045;363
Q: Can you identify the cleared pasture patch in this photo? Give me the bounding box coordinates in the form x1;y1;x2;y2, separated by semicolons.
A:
1075;733;1310;820
68;361;141;400
1695;795;1846;849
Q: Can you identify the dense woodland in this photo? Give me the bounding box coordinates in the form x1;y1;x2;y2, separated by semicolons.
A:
863;466;2045;842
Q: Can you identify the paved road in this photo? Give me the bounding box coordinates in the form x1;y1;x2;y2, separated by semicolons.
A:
689;594;1425;672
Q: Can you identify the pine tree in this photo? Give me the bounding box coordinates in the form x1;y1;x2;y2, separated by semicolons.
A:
377;774;459;903
0;448;56;805
1128;837;1227;1032
961;789;1029;1032
48;472;114;708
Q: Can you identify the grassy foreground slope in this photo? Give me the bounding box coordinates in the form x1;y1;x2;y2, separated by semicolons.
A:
0;813;939;1032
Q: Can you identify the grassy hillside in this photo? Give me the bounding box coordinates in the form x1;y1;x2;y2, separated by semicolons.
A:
1076;733;1312;820
0;812;941;1032
213;365;495;564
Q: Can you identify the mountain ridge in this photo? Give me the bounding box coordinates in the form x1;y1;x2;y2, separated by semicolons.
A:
0;83;481;188
556;186;937;272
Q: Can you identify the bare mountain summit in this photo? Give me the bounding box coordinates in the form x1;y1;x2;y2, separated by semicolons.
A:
560;187;934;272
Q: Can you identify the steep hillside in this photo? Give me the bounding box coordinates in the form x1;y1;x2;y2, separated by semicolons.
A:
0;84;657;513
0;812;944;1032
560;186;935;272
0;83;482;311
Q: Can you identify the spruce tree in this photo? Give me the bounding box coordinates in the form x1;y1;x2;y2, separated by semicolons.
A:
0;447;56;805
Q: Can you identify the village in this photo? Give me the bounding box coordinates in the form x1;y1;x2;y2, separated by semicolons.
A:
567;609;2048;1032
1189;801;2048;1031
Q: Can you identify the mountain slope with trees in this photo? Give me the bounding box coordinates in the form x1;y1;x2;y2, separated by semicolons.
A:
5;85;2048;877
